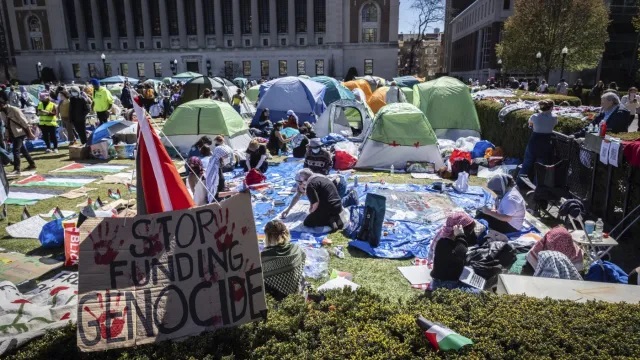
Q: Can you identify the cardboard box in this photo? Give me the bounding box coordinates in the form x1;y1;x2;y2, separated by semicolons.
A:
69;144;89;160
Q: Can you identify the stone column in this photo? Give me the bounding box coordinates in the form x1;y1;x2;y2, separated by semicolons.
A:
251;0;259;46
214;0;223;46
232;0;241;46
124;0;136;49
288;0;295;45
90;0;103;50
177;0;187;47
195;0;205;47
141;0;153;47
73;0;87;50
269;0;277;46
159;0;170;48
306;0;314;45
107;0;120;49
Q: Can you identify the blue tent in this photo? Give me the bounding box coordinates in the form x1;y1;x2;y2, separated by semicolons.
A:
393;76;421;88
311;76;355;106
252;77;326;127
89;120;136;145
101;75;139;84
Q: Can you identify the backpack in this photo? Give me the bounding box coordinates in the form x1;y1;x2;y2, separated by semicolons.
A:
357;193;386;248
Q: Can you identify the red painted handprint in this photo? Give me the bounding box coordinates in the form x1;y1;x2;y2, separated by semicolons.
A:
83;290;128;340
88;222;124;265
213;208;236;252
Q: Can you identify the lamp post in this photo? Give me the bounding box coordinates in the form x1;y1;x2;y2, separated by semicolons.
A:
206;59;212;77
559;46;568;82
101;53;107;77
36;62;42;83
536;51;542;81
497;59;503;88
171;59;178;75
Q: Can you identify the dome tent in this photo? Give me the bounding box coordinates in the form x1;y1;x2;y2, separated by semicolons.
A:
393;76;421;88
356;103;444;170
315;99;373;140
311;76;355;106
413;76;481;140
246;84;260;103
343;79;373;101
251;77;326;127
178;76;217;105
161;99;252;156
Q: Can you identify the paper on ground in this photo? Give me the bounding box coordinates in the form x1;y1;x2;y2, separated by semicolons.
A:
477;165;518;179
6;216;48;239
5;171;36;179
278;200;349;234
411;173;442;180
97;171;136;185
60;187;96;199
317;277;359;292
0;252;63;284
398;265;432;285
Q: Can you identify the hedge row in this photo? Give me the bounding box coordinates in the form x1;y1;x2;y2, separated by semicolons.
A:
8;289;640;360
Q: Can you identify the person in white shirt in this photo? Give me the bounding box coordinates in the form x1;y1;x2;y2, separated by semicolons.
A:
385;81;406;104
520;79;529;91
478;174;526;233
538;80;549;93
556;79;569;95
620;87;639;125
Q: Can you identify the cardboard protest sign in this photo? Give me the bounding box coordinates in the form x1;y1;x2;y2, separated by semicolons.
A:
77;193;267;352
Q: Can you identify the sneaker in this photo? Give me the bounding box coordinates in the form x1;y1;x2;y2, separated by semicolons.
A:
53;149;59;154
24;164;37;171
45;149;52;153
7;170;20;176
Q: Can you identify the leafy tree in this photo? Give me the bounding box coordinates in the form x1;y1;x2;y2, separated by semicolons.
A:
496;0;609;80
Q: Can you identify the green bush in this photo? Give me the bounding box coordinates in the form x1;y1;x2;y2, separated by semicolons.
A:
7;289;640;359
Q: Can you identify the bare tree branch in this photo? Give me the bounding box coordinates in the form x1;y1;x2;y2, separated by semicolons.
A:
400;0;444;76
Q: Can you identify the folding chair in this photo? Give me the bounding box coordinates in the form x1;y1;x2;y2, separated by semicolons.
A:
519;160;572;217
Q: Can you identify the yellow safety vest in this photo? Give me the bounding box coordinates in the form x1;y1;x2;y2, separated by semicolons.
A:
38;101;57;126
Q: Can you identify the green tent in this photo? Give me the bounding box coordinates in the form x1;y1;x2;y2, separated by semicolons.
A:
356;103;444;170
311;76;355;105
401;87;414;104
246;84;260;103
161;99;251;155
413;76;481;140
173;71;203;80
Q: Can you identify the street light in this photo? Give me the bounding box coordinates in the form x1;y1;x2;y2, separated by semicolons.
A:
536;51;542;81
206;59;212;77
101;53;107;77
497;59;503;88
171;59;178;75
36;62;42;83
559;46;568;82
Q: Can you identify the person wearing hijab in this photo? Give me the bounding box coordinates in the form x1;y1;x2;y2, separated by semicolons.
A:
68;86;90;145
37;92;58;153
204;143;234;202
187;156;209;206
533;251;582;280
526;226;584;271
284;110;299;129
428;212;480;293
479;174;526;233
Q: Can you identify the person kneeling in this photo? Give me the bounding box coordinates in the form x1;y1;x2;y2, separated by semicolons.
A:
281;169;344;231
478;174;526;234
261;220;306;300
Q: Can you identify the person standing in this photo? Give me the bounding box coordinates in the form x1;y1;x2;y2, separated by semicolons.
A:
385;81;406;104
120;81;133;109
68;86;90;145
572;79;584;101
556;79;569;95
7;85;20;108
621;87;639;126
231;89;244;113
0;92;36;175
91;78;113;125
57;90;76;145
520;100;558;177
37;93;58;153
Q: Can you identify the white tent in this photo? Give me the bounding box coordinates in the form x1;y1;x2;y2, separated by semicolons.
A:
315;100;373;140
356;103;444;170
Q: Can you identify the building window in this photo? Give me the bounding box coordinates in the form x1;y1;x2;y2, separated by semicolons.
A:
132;0;144;36
90;42;96;50
137;63;145;77
240;0;252;34
105;63;112;77
362;28;377;43
279;60;287;76
27;16;44;50
75;43;80;50
203;0;216;34
295;0;307;33
258;0;270;33
245;39;251;47
156;41;162;49
263;38;269;46
314;0;326;33
122;41;128;49
299;37;305;45
80;1;94;38
227;39;233;47
99;3;111;37
317;37;323;45
280;38;287;46
364;59;373;75
139;41;145;49
225;61;234;78
315;59;324;75
222;0;234;34
121;63;129;76
154;62;162;77
150;1;162;36
114;0;127;36
297;60;306;75
243;61;251;76
72;63;81;78
88;63;97;78
167;0;179;35
64;0;79;38
185;0;197;35
276;0;288;33
261;60;269;77
106;42;112;50
503;0;510;10
362;3;378;22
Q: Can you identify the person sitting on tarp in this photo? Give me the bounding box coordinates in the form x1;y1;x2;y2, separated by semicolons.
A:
205;143;234;202
187;156;208;206
284;110;299;129
242;139;269;173
533;251;582;281
188;135;213;158
304;138;333;175
291;133;309;158
526;226;584;272
299;121;317;139
428;212;481;294
250;108;273;138
260;220;306;301
281;168;344;231
267;122;292;156
477;174;526;233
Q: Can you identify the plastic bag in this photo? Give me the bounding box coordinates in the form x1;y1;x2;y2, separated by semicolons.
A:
453;171;469;192
38;218;65;248
334;141;359;157
334;150;358;170
302;247;330;279
455;136;480;152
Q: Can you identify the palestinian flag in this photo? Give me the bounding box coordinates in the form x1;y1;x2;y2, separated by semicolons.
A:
416;316;473;352
52;163;130;174
13;175;98;188
4;188;65;205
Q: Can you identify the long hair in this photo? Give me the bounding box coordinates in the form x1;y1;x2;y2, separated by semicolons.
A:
264;220;290;247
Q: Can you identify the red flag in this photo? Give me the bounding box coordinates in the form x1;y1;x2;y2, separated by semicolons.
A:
133;95;194;213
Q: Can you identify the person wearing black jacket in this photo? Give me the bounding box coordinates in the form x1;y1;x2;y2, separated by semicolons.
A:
304;138;332;175
120;82;133;109
68;86;90;144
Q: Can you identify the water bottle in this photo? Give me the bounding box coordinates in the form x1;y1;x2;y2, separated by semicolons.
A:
353;175;359;188
594;218;604;242
390;164;395;175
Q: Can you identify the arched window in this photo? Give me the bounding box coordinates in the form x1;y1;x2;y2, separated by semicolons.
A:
27;16;44;50
360;2;379;43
